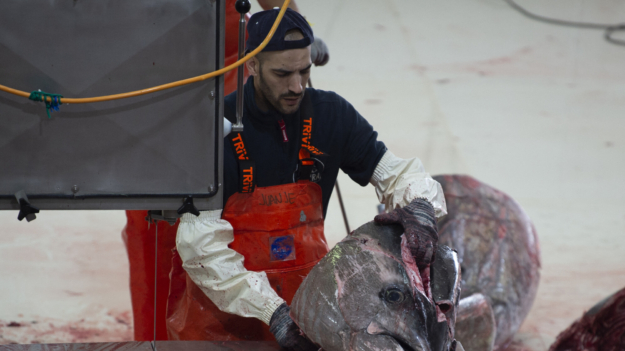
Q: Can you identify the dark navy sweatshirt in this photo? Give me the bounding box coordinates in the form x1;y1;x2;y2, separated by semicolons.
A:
223;77;387;218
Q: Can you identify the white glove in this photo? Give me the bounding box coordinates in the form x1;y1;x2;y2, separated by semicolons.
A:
370;150;447;218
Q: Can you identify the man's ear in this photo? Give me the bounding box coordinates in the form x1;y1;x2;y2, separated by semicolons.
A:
247;57;260;77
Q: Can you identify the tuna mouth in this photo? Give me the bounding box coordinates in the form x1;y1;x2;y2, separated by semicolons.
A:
382;334;418;351
395;338;417;351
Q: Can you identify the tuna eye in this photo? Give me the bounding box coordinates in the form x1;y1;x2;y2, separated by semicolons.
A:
384;288;405;304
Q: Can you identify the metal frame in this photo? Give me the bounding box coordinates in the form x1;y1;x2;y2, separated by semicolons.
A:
0;0;226;211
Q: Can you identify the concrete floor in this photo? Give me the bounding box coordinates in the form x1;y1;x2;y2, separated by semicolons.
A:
1;0;625;349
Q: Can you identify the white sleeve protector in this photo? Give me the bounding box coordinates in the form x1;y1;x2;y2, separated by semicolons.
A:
370;150;448;218
176;210;285;325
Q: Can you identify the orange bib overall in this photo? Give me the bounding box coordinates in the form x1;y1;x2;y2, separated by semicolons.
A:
165;181;328;340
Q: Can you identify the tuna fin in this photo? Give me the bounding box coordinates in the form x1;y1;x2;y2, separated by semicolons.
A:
455;293;496;351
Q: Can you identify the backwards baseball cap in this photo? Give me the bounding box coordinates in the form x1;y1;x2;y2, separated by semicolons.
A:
246;8;314;53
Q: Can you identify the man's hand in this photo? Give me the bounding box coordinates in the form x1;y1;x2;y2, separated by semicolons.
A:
374;198;438;270
269;303;318;351
311;36;329;66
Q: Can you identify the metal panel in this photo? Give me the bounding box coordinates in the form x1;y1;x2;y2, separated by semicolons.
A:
0;0;224;210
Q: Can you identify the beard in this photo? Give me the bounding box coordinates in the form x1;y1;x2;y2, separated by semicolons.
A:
257;70;304;115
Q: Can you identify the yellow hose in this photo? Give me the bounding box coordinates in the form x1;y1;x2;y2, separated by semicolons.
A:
0;0;291;104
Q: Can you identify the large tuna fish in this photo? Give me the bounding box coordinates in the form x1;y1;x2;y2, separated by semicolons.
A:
292;175;540;350
291;218;463;351
434;175;541;350
549;286;625;351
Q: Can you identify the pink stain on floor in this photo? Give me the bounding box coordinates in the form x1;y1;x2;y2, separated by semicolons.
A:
0;311;133;345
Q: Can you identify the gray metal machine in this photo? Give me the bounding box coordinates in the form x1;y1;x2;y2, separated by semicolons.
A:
0;0;225;217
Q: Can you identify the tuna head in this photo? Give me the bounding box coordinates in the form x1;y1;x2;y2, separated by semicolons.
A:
291;222;460;351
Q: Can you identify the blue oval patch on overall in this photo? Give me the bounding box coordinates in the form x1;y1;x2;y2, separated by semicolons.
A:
270;235;295;261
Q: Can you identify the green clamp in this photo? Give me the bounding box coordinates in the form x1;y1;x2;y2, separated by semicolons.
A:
29;90;63;118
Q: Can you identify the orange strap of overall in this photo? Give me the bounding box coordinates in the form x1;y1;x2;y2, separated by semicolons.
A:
297;93;325;178
228;132;255;193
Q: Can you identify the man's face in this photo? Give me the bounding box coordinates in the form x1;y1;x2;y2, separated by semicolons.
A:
250;46;312;115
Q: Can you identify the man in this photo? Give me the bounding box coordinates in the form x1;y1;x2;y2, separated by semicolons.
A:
122;0;329;342
171;8;447;349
